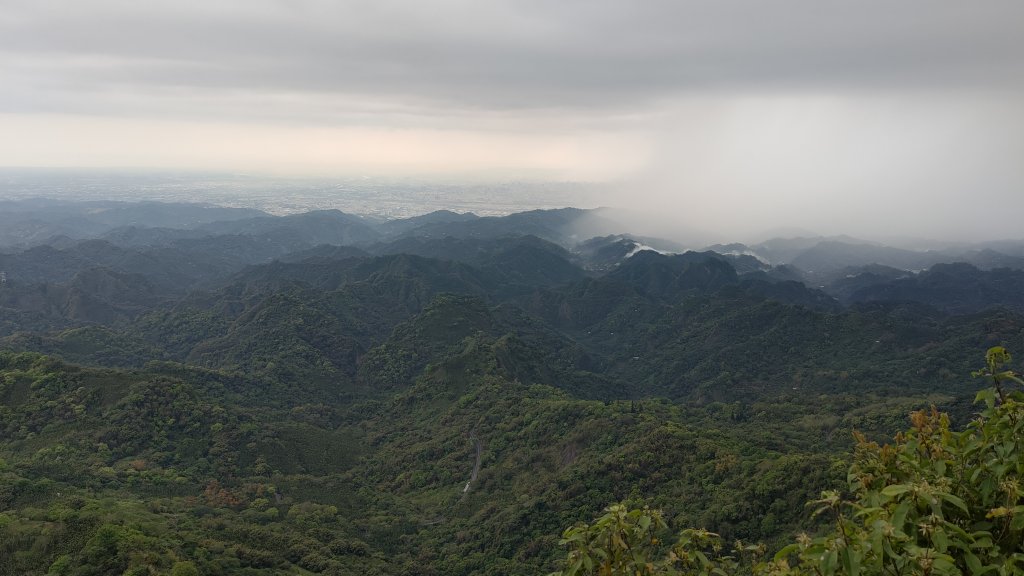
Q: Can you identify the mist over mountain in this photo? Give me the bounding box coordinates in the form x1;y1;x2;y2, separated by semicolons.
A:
3;198;1024;330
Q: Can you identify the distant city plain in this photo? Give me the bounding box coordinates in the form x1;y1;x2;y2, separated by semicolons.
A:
0;169;604;219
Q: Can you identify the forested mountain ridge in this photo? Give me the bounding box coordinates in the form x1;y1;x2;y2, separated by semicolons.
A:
2;200;1024;575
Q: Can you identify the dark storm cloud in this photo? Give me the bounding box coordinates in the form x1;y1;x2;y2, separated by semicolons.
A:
2;0;1023;120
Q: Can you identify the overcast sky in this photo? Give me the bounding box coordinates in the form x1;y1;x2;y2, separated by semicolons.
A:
2;0;1023;240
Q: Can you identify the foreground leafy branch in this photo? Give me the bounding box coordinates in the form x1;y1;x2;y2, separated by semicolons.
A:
552;347;1024;576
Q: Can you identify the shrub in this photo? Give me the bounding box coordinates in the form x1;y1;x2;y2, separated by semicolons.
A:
551;347;1024;576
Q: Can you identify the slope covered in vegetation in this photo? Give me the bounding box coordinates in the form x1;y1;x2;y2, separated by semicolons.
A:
3;203;1024;574
550;347;1024;576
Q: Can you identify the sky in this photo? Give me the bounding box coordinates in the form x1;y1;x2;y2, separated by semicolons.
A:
2;0;1024;241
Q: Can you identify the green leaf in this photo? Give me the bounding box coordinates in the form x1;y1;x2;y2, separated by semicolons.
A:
638;515;651;531
774;544;800;560
839;546;861;576
940;493;969;514
964;551;1001;575
881;484;911;497
891;502;911;529
1012;512;1024;532
976;388;997;407
821;549;838;576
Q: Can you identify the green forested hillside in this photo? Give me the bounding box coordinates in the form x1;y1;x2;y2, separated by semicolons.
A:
1;298;1010;575
3;205;1024;574
0;345;847;576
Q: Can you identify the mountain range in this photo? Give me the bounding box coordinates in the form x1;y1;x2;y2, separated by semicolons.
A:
2;199;1023;575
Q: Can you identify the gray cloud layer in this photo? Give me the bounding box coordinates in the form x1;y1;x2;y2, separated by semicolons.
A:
2;1;1023;241
3;0;1023;121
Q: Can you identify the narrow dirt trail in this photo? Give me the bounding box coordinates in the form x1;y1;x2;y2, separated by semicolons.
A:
421;426;485;525
462;428;482;494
